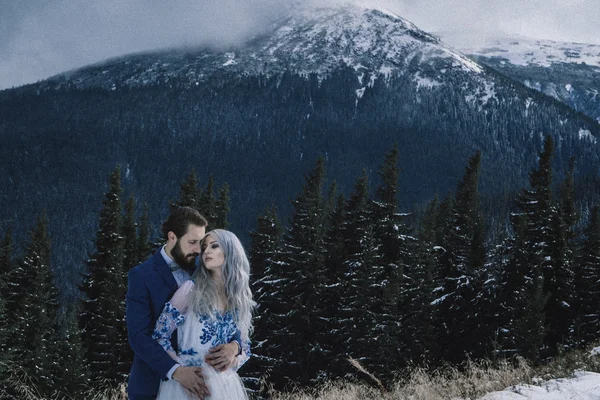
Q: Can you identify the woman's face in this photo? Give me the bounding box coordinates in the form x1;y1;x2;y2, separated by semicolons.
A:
201;235;225;272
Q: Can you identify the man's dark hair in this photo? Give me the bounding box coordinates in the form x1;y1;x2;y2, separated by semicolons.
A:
161;207;208;239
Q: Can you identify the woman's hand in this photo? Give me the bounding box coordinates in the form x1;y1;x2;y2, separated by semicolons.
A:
204;342;238;371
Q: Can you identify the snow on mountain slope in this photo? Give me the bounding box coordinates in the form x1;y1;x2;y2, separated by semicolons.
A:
442;34;600;68
44;4;485;91
251;5;482;75
439;33;600;123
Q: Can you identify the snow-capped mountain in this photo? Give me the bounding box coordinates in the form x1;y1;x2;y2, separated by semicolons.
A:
45;5;484;91
442;34;600;123
4;4;600;278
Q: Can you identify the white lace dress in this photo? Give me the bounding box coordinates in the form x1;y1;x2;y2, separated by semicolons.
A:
153;280;250;400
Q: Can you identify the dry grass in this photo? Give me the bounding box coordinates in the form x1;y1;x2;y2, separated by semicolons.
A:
0;365;46;400
390;357;534;400
80;381;128;400
0;365;127;400
269;380;381;400
270;357;535;400
270;342;600;400
4;343;600;400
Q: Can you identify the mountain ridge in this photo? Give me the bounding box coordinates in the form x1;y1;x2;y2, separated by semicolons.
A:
39;5;485;92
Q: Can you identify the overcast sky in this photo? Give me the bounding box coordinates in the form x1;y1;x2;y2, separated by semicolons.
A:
1;0;598;90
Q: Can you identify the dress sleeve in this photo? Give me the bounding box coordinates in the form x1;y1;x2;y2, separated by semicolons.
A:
232;339;252;371
152;280;195;361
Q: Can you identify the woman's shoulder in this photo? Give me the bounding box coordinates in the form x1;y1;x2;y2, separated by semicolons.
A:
170;280;196;311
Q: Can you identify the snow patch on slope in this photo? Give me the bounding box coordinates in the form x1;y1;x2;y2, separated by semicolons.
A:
414;72;442;89
579;128;597;143
440;33;600;68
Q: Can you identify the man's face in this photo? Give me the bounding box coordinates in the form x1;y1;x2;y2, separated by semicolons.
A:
170;224;206;272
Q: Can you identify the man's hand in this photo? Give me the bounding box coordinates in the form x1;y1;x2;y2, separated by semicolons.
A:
172;366;210;399
205;342;238;372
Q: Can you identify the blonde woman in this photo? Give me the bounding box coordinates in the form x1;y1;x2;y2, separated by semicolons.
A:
153;229;256;399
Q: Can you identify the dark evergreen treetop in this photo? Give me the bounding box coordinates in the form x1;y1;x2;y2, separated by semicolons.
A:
285;156;327;255
375;143;400;213
137;202;154;261
249;204;282;280
214;183;231;230
80;166;129;382
15;212;61;392
441;150;485;276
170;170;201;212
201;176;218;229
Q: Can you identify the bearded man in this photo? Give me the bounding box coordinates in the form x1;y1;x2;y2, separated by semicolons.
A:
126;206;242;400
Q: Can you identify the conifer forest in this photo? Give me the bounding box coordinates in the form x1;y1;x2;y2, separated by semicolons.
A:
2;136;600;398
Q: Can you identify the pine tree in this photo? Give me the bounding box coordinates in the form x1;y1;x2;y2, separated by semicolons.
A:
510;136;554;359
246;205;284;392
213;183;231;229
340;172;385;378
200;176;218;229
170;170;201;212
495;214;530;358
250;205;283;281
516;272;547;362
441;150;485;275
267;157;328;387
53;301;88;397
370;145;413;379
15;213;60;393
544;157;576;352
123;196;139;270
120;197;138;376
317;191;348;381
0;227;15;380
407;196;441;364
559;157;578;242
80;166;129;382
433;192;454;249
573;205;600;345
436;150;487;362
137;202;154;261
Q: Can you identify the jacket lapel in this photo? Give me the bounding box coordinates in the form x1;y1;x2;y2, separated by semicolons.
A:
152;250;178;293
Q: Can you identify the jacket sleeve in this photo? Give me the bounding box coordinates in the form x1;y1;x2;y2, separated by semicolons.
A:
126;267;178;378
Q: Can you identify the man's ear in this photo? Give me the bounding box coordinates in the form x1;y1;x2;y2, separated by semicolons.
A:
167;231;177;243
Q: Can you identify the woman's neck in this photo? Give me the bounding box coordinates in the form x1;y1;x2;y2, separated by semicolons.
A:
211;271;223;287
211;274;227;311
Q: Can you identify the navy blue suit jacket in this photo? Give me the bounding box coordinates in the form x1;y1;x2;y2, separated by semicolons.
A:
126;250;179;397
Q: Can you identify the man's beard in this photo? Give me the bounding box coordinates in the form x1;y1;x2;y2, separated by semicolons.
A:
171;240;198;273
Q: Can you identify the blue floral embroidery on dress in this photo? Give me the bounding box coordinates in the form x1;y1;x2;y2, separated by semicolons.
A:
152;302;185;353
196;311;239;347
199;315;218;345
154;304;252;371
180;347;198;356
182;357;204;367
